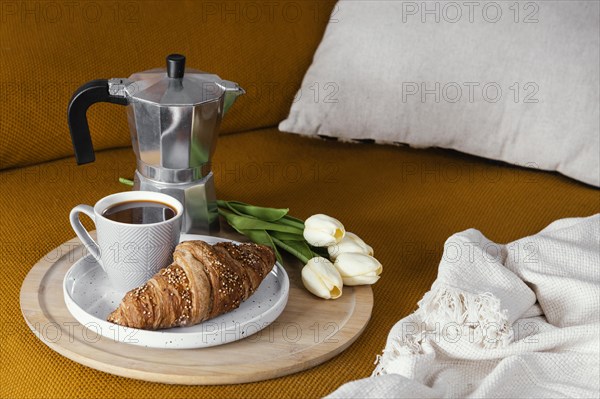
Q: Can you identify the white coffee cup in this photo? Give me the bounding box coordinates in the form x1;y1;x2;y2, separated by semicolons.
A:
69;191;183;292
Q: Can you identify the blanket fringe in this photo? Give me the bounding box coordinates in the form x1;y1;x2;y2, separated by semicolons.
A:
419;287;513;349
372;286;513;376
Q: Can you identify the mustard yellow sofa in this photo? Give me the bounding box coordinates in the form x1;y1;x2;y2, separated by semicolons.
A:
1;2;598;397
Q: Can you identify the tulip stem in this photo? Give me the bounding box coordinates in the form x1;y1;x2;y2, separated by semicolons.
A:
271;236;312;264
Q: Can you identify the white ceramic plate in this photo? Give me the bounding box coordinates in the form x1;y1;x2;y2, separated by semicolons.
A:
63;234;289;349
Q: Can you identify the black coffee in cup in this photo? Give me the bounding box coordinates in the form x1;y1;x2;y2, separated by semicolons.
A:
102;200;177;224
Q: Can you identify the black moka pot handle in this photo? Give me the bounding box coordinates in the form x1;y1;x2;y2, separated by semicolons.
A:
67;79;128;165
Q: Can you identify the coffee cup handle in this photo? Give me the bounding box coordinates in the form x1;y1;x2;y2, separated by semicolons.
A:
69;205;102;266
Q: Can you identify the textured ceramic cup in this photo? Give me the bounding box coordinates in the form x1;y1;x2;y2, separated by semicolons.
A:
69;191;183;292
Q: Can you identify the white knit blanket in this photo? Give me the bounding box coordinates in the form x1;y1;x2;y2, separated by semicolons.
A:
329;215;600;398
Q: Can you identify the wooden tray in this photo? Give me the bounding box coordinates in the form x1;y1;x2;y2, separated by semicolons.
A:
20;231;373;385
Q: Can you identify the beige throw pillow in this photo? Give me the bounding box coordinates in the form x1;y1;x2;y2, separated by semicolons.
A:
279;0;600;187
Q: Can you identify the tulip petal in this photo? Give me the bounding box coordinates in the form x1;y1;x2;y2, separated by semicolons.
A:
313;259;343;293
343;275;381;286
334;253;382;277
304;229;339;247
302;257;343;299
302;266;333;298
328;232;374;260
346;232;374;256
304;214;346;246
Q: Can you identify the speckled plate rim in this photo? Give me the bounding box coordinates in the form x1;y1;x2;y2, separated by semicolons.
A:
63;234;289;349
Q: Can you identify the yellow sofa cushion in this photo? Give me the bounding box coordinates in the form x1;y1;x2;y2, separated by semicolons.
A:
0;0;336;170
2;128;598;398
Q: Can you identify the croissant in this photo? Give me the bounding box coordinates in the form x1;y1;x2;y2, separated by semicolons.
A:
107;240;276;330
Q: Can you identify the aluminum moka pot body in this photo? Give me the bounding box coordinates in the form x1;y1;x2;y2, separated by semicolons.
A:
67;54;244;234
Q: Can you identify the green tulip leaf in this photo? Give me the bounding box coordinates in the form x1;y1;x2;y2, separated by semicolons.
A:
217;200;246;217
225;202;249;217
269;231;306;241
218;200;289;222
271;236;315;264
220;210;303;235
285;239;315;263
266;234;284;265
215;201;312;266
235;228;270;245
278;215;305;230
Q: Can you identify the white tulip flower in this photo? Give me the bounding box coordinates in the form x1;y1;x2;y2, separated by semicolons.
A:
303;214;345;247
334;253;382;286
327;232;374;260
301;257;343;299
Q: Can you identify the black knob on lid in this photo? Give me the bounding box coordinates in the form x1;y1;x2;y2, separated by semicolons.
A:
167;54;186;78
